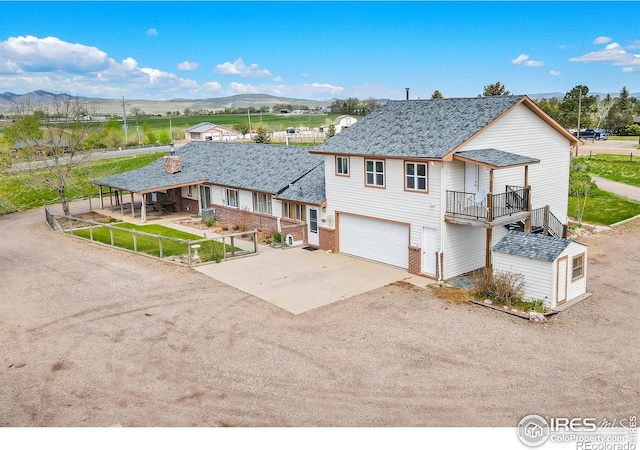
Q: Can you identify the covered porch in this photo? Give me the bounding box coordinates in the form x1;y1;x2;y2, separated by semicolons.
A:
444;148;541;272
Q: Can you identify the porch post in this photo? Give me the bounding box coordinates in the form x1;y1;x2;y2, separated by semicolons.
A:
99;187;104;210
524;165;532;233
486;169;494;277
141;194;147;223
130;192;135;218
120;190;124;216
109;187;113;212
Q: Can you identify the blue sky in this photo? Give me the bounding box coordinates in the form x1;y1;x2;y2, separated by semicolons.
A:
1;1;639;100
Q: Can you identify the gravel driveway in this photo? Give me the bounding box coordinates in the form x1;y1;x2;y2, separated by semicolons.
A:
0;208;638;427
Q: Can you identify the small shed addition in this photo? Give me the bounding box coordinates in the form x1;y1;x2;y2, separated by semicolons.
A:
493;231;587;309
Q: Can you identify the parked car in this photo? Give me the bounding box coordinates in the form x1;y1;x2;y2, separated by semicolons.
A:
572;128;609;140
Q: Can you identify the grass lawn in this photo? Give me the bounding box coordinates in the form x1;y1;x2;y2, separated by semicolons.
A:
568;187;640;225
579;154;640;187
0;152;165;215
69;222;241;262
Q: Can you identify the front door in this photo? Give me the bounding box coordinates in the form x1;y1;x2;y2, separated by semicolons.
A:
465;163;479;193
199;185;211;212
421;227;437;276
307;207;319;246
556;256;568;305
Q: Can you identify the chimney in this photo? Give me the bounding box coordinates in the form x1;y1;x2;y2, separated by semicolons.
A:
406;88;410;100
163;155;182;174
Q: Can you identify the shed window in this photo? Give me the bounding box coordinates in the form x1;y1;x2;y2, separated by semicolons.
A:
572;254;585;281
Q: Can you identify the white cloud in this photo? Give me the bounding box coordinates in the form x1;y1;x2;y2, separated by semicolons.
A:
549;70;561;76
147;28;158;37
203;81;222;91
177;61;199;71
302;83;344;94
629;40;640;50
511;54;544;67
301;73;309;77
593;36;611;45
559;44;567;49
570;41;640;71
213;58;272;78
272;76;282;82
0;35;110;73
229;82;259;93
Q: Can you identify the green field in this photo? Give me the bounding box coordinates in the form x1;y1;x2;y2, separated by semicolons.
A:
131;113;357;132
69;222;240;262
0;152;166;215
580;154;640;187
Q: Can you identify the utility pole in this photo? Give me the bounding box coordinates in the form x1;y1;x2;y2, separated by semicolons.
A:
122;96;128;142
169;112;173;141
247;108;252;136
575;89;582;157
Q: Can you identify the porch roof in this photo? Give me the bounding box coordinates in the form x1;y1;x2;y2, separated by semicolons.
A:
453;148;540;169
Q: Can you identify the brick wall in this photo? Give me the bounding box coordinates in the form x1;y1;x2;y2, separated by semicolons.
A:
319;227;336;252
408;246;422;275
181;197;199;213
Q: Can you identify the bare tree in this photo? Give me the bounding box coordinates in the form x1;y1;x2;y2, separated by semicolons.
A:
6;96;104;216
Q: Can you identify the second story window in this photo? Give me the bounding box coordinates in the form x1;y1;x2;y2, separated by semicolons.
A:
365;159;385;187
405;162;428;192
336;156;349;176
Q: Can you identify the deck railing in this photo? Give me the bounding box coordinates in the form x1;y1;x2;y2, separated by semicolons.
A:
446;186;530;221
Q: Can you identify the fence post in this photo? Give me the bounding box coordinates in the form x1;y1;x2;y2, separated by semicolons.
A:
69;217;74;235
158;237;163;258
132;229;137;252
223;236;227;260
187;240;192;267
109;225;114;246
88;196;92;212
254;231;258;253
89;223;93;241
630;153;633;163
230;236;236;257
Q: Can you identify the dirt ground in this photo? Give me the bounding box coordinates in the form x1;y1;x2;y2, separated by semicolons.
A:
0;207;638;427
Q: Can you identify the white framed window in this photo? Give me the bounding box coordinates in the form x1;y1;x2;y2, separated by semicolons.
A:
365;159;385;187
572;254;585;281
405;162;428;192
253;192;272;214
282;202;305;221
187;185;193;197
226;188;239;207
336;156;349;176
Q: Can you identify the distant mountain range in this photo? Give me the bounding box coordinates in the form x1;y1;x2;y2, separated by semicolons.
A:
1;90;638;115
0;91;334;115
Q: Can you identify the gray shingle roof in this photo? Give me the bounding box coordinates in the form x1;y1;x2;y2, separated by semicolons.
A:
454;148;540;168
92;142;324;196
314;96;525;159
493;231;581;262
277;163;326;205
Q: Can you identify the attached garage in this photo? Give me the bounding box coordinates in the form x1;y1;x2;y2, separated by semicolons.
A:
338;213;409;269
493;231;588;309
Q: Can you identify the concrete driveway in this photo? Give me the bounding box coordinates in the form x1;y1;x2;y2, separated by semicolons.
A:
195;245;433;314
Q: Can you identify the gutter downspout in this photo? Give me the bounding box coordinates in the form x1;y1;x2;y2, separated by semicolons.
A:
439;161;446;282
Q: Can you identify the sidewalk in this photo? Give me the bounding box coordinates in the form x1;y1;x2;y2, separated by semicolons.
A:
591;176;640;202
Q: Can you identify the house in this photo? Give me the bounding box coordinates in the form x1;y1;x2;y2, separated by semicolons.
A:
493;231;587;308
633;115;640;125
92;95;584;291
311;95;582;280
319;115;358;134
184;122;242;142
91;142;325;244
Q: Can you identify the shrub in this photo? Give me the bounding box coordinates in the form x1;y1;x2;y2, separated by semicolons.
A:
471;269;525;308
273;232;282;243
203;216;215;228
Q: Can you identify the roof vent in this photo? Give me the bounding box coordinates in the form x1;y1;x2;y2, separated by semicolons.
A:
163;155;182;174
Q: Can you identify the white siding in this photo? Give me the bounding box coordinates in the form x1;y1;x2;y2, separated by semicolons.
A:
493;253;554;306
443;223;486;278
560;243;588;303
325;156;443;249
458;103;571;221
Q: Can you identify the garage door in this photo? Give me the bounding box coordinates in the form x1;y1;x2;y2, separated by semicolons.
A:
339;214;409;269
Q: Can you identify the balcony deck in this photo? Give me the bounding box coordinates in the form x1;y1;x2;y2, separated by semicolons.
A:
445;186;530;228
